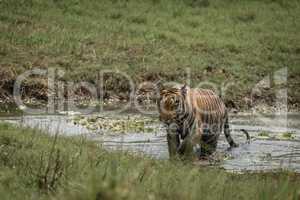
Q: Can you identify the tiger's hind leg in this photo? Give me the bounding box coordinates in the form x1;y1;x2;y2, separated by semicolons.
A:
178;132;217;160
199;133;218;157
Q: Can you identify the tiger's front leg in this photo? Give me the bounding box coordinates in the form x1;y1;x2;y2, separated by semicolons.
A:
166;127;180;159
177;122;202;160
191;124;203;159
177;134;194;160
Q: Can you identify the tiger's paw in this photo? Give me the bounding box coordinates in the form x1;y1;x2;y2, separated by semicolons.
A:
193;144;202;159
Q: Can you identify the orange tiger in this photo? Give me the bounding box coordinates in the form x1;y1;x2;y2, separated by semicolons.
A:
157;83;249;159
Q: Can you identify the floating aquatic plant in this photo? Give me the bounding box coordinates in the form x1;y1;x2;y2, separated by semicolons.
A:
72;115;158;134
281;132;294;138
258;132;269;137
256;131;296;140
276;132;296;140
256;131;272;139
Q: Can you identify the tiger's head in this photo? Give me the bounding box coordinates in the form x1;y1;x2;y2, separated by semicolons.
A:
157;83;188;125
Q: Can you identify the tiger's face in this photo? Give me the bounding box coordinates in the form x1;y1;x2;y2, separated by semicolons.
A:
157;84;187;125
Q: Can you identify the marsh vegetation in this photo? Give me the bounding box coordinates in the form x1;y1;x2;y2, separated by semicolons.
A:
0;0;299;110
0;0;300;199
1;122;300;200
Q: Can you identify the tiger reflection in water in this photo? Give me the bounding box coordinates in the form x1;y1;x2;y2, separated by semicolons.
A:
157;83;249;160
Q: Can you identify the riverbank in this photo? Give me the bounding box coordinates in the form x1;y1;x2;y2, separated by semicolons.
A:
0;0;299;111
0;122;299;199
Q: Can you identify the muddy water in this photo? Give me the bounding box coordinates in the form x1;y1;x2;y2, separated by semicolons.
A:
1;113;300;173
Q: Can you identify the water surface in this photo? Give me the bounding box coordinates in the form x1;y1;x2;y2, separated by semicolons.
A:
1;113;300;173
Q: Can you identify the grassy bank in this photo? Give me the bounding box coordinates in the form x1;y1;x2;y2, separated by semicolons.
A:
0;122;300;199
0;0;299;109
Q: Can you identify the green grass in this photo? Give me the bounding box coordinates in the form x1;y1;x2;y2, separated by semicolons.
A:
0;122;300;200
0;0;299;108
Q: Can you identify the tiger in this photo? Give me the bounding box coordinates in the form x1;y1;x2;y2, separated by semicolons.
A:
157;83;250;159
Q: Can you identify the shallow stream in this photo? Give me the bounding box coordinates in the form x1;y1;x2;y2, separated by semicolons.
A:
1;112;300;173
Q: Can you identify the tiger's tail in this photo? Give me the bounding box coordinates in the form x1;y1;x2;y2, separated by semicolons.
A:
240;129;251;143
224;113;238;148
224;112;251;148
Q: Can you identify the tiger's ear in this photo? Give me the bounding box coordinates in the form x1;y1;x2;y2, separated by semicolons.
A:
181;84;187;98
155;80;164;92
154;80;164;102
